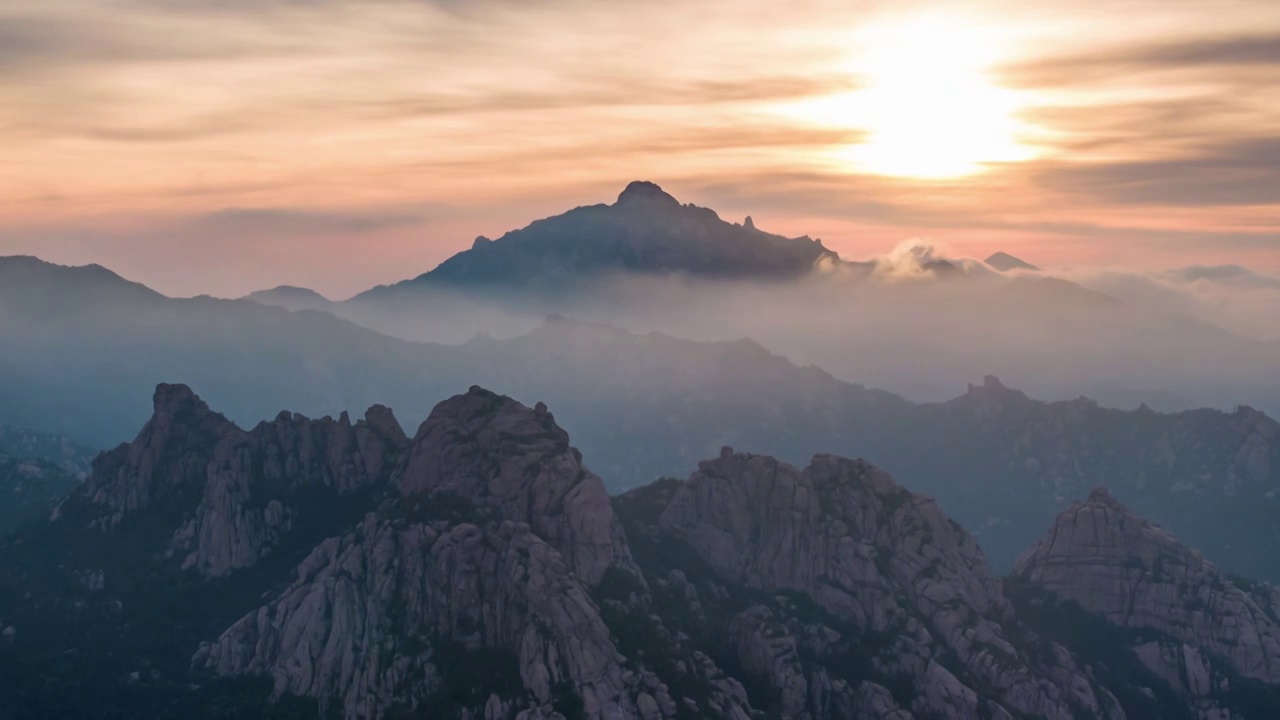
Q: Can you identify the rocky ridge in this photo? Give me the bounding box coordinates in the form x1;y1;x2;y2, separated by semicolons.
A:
5;385;1280;718
1013;488;1280;716
199;387;746;719
623;449;1125;720
56;383;410;577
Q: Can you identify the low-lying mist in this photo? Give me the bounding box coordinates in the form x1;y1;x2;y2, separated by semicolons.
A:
324;242;1280;415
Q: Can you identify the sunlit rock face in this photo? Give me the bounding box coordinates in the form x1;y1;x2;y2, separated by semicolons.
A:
1014;488;1280;686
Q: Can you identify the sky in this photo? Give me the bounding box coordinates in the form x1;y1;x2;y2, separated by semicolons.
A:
0;0;1278;298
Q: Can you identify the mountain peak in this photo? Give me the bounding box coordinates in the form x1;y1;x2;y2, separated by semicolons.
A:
985;251;1039;272
615;180;680;208
152;382;208;417
1014;488;1280;687
400;386;633;585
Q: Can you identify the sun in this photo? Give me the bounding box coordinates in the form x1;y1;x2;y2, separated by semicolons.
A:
781;16;1038;179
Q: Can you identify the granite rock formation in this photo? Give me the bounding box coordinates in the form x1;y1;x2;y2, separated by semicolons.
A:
55;383;409;576
1014;488;1280;716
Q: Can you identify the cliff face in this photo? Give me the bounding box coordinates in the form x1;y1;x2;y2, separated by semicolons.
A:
55;383;410;576
199;515;641;720
623;450;1125;720
399;387;635;586
199;387;705;719
1013;488;1280;715
10;385;1280;719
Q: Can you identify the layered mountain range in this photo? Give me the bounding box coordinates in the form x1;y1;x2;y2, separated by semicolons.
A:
2;255;1278;583
2;386;1277;718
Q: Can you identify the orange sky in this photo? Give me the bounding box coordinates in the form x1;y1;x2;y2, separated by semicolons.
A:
0;0;1277;297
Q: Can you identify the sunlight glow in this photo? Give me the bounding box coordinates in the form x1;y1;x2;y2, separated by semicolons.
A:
782;16;1039;179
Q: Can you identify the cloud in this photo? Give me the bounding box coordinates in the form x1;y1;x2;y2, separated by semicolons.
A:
192;207;431;236
1162;264;1280;290
1005;32;1280;86
1050;262;1280;342
1030;137;1280;207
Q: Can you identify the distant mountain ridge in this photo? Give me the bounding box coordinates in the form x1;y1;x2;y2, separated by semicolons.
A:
242;285;334;313
4;255;1280;584
357;181;839;296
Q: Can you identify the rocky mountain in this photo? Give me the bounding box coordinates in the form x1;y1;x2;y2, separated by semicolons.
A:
196;388;665;719
2;258;1279;584
3;385;1278;718
355;181;838;297
615;450;1127;720
985;252;1040;272
56;383;410;577
1010;488;1280;718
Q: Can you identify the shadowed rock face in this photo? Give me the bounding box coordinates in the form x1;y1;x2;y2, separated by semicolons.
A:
1014;488;1280;688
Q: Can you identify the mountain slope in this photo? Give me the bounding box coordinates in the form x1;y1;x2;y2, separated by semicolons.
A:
0;256;447;450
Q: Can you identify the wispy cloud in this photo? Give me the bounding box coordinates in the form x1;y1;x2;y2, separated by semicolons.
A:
1030;137;1280;207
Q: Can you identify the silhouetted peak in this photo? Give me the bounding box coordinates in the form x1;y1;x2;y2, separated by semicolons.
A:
743;215;755;230
471;235;493;250
961;375;1032;408
255;285;323;298
985;251;1039;272
615;180;679;208
152;383;209;418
